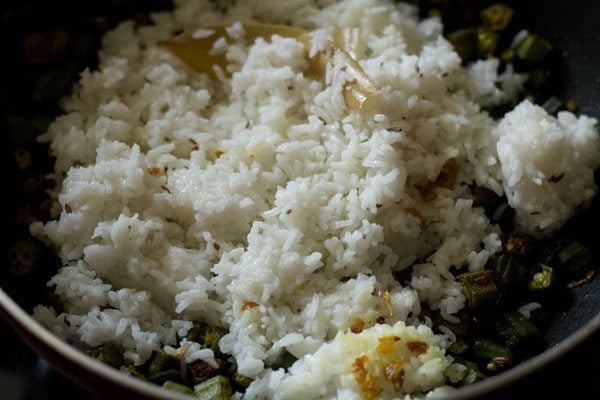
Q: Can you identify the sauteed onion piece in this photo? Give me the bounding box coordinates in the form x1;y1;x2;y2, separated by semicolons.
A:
161;23;377;110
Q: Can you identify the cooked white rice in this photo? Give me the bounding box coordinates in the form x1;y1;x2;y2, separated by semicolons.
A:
30;0;600;398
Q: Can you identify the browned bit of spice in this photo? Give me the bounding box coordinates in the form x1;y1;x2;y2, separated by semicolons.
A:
548;173;565;183
566;99;578;112
318;116;327;125
505;235;529;256
566;270;596;289
286;209;292;215
161;185;171;194
351;355;381;400
215;150;224;158
376;335;401;355
405;207;425;223
350;318;365;334
388;127;403;132
406;340;429;355
435;158;459;188
416;159;459;201
486;356;512;372
415;183;437;202
376;316;386;324
245;120;252;129
241;301;260;311
188;138;199;151
64;204;72;213
149;167;161;176
383;358;405;392
213;243;221;251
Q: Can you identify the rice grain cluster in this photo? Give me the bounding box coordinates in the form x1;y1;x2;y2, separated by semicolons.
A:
31;0;600;398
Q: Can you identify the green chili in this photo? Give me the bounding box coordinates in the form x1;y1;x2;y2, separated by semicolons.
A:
163;381;194;395
515;33;553;63
480;4;515;32
148;369;181;385
473;339;514;371
458;271;499;313
193;376;232;400
495;311;539;348
148;350;179;380
447;340;469;355
455;357;487;385
476;29;499;58
87;344;124;368
492;254;527;293
202;327;226;356
542;96;563;115
556;241;593;278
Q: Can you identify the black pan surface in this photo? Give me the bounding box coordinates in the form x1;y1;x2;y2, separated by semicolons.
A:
517;0;600;345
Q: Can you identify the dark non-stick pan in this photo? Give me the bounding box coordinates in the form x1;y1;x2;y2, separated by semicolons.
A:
1;0;599;399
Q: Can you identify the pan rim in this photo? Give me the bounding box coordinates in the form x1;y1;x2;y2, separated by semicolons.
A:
444;310;600;399
0;287;188;400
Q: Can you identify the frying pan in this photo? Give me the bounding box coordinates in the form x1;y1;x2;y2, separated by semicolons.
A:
0;0;599;399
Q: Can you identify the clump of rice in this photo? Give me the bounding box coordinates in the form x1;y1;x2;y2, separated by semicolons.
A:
30;0;600;398
495;100;600;234
246;321;465;399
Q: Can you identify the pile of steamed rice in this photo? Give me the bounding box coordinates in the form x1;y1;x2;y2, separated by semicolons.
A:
31;0;600;398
